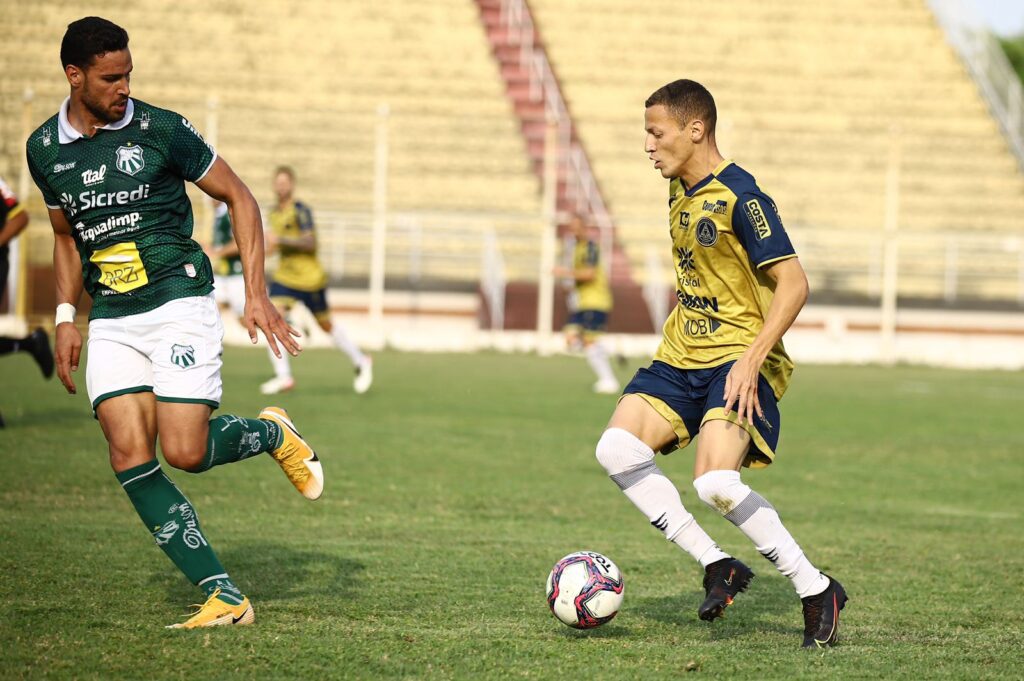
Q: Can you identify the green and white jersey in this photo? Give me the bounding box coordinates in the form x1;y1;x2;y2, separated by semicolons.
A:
26;97;216;319
212;202;243;276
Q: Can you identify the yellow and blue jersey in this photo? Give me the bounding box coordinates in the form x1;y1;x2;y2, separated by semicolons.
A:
655;159;797;399
573;239;613;312
269;199;327;292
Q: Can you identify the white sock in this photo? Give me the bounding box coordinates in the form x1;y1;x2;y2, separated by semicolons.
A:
330;323;366;366
585;342;616;384
693;470;829;598
267;344;292;380
597;428;729;567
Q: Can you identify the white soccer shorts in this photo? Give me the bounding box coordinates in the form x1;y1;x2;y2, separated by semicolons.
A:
86;294;224;412
213;273;246;317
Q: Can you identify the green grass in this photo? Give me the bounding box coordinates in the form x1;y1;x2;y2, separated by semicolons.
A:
1;348;1022;679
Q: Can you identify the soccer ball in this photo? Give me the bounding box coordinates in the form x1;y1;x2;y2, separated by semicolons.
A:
546;551;624;629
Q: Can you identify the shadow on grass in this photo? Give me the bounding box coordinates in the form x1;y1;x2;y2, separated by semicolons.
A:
632;588;799;639
556;623;634;639
151;541;364;605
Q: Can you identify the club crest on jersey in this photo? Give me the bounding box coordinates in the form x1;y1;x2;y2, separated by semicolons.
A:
695;217;719;247
170;344;196;368
115;144;145;176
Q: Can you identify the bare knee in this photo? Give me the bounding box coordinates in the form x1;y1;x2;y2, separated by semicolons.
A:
160;433;208;472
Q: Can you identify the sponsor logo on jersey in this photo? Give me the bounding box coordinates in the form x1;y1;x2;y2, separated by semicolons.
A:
115;144;145;176
181;118;215;153
41;128;52;147
184;263;197;278
677;246;696;273
702;199;728;215
676;247;700;287
75;212;142;243
60;192;78;216
139;111;150;130
53;161;77;173
77;183;151;211
695;217;719;247
683;317;721;336
676;290;719;312
81;164;107;187
170;344;196;369
679;210;690;230
744;199;772;240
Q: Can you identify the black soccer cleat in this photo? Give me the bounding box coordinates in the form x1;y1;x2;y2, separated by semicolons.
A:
28;328;54;380
801;575;848;648
698;557;755;621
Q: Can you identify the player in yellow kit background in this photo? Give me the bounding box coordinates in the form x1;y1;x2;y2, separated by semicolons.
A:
554;214;618;394
262;166;373;395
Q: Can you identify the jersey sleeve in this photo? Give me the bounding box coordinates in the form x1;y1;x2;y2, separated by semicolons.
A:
732;191;796;269
25;152;60;209
168;116;217;182
295;202;315;233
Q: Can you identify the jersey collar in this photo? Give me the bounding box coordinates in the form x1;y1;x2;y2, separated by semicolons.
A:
683;158;734;197
57;97;135;144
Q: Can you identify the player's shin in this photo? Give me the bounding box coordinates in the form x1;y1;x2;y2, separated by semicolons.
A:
693;470;828;598
329;323;366;366
597;428;728;566
191;415;284;472
116;461;243;604
584;342;616;384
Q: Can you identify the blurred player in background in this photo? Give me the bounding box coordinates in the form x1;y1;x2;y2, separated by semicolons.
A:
594;80;846;647
27;17;323;628
262;165;373;394
207;200;245;321
554;214;617;394
0;174;54;428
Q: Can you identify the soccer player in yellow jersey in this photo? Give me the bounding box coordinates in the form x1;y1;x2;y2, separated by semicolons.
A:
262;166;372;394
555;214;618;394
594;80;846;648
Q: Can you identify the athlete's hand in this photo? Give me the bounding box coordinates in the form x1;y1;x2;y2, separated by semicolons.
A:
246;293;301;358
54;322;83;394
722;349;766;426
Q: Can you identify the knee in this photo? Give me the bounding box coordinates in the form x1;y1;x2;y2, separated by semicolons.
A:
692;470;746;514
596;427;654;475
108;443;153;473
160;436;207;473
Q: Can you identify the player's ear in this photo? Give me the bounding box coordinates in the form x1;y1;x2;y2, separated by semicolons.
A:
65;64;83;88
690;119;705;143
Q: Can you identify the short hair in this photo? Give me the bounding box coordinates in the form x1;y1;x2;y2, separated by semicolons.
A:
60;17;129;69
645;79;717;135
274;165;296;180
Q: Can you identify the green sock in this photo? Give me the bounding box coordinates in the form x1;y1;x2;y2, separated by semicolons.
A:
192;415;283;472
116;461;243;604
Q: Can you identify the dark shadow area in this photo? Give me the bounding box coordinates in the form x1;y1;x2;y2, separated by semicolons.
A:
150;541;364;605
631;586;800;640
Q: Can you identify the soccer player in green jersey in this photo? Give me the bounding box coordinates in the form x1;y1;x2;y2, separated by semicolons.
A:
26;17;324;628
554;214;618;394
594;80;847;647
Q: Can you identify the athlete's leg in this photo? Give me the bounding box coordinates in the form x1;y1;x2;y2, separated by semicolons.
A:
598;395;729;566
157;402;281;473
99;394;245;607
583;337;617;391
262;299;294;394
692;420;829;598
0;328;54;378
318;313;372;393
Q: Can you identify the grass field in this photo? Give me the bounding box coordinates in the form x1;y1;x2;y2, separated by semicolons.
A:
1;347;1022;680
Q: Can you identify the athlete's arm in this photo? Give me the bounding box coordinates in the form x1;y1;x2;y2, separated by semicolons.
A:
722;257;808;426
196;158;300;357
48;208;85;394
0;210;28;247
